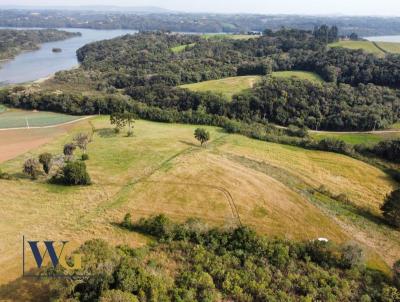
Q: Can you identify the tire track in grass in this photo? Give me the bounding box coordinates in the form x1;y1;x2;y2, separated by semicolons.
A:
141;181;242;226
79;134;238;226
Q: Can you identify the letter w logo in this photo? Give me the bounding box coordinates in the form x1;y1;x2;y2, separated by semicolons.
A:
27;240;82;270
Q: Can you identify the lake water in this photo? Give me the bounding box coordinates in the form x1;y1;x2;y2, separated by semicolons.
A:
0;28;138;85
366;35;400;42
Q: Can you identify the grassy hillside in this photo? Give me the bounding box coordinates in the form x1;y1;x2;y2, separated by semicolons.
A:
202;33;259;40
0;116;398;287
272;71;324;83
180;72;323;99
375;41;400;54
312;131;400;146
329;41;384;55
329;40;400;55
170;43;196;53
180;76;261;99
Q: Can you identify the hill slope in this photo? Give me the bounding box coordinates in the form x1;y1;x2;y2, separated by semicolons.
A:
0;116;398;288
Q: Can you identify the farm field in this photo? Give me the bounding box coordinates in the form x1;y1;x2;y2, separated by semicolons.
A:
180;75;261;99
0;109;83;129
0;116;399;293
312;131;400;145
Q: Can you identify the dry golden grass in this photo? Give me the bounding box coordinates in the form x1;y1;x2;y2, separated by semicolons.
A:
220;135;397;213
0;116;398;291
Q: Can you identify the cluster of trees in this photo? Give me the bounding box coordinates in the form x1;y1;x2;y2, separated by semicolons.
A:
231;77;400;131
381;189;400;228
48;215;400;301
21;132;92;185
313;25;339;43
2;88;400;163
0;29;80;60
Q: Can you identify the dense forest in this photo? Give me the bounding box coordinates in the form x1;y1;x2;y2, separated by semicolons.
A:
46;215;400;302
2;9;400;36
70;30;400;131
0;29;80;60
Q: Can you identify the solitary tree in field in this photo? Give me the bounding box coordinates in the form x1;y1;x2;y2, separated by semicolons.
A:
194;128;210;147
73;133;90;154
110;112;126;134
23;158;41;180
110;112;135;136
381;189;400;228
39;153;53;174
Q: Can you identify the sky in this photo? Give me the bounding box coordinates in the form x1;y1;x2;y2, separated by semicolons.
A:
0;0;400;16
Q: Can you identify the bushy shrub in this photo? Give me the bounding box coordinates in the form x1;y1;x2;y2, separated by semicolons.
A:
39;152;53;174
81;154;89;161
99;290;138;302
381;189;400;228
23;158;41;179
51;161;91;186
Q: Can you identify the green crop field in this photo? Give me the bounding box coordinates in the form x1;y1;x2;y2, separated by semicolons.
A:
0;116;398;286
180;75;261;99
0;109;83;129
312;132;400;145
272;71;324;83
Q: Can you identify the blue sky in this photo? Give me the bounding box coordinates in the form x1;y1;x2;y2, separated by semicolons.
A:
0;0;399;16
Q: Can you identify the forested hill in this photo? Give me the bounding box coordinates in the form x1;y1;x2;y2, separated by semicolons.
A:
0;29;80;60
70;30;400;131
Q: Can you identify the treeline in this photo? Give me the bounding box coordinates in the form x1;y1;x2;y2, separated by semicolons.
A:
47;215;400;301
2;88;399;165
2;9;400;36
0;29;80;60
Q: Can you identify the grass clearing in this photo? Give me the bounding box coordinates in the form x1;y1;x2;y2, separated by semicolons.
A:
329;40;384;55
272;71;324;83
374;42;400;54
0;117;398;289
170;43;196;53
180;75;261;99
202;34;260;40
0;109;83;129
312;132;400;146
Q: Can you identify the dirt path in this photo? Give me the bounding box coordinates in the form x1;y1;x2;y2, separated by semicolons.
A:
0;118;91;163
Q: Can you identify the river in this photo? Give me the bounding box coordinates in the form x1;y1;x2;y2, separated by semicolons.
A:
366;35;400;42
0;28;138;86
